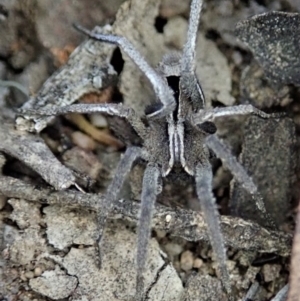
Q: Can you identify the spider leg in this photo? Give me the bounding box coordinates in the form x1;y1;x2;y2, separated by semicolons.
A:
180;0;205;110
74;24;176;119
22;103;148;140
242;281;259;301
271;284;289;301
192;104;284;125
205;134;276;229
195;161;232;296
135;163;161;301
95;146;142;268
181;0;204;74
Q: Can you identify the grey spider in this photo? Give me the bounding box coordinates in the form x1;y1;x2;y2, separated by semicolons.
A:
25;0;281;299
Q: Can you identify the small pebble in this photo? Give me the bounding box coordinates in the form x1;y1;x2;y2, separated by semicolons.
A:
25;271;34;279
10;268;19;279
193;258;203;269
293;114;300;126
165;214;172;223
90;113;108;128
180;250;194;272
261;264;281;282
71;131;96;151
155;230;167;238
34;267;43;277
20;272;27;282
227;260;236;272
69;212;75;218
232;51;243;65
164;243;183;258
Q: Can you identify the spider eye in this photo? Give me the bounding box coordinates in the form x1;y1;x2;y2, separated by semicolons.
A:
197;121;217;134
144;102;163;116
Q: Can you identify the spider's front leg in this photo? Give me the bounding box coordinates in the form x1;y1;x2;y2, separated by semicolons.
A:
179;0;206;111
21;103;148;139
135;163;161;301
195;161;232;296
74;24;176;119
22;103;147;267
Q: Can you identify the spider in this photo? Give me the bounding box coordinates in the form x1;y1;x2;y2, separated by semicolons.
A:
24;0;282;299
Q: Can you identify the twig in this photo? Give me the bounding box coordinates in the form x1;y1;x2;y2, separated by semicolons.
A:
0;176;292;257
0;120;75;190
15;26;117;133
66;113;123;148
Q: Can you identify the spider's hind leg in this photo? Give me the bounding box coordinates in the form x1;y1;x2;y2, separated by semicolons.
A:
95;146;142;268
135;163;161;301
195;161;232;296
205;134;277;229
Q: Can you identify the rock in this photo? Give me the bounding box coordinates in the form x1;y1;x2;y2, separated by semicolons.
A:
180;250;194;272
29;267;78;300
183;274;226;301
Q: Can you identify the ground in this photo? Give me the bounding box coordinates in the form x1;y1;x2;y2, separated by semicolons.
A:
0;0;299;300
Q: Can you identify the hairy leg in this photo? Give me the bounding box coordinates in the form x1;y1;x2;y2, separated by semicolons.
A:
22;103;148;140
195;161;232;296
192;104;284;125
181;0;204;73
74;24;175;119
180;0;205;110
242;281;259;301
96;146;142;267
205;134;276;229
271;284;289;301
135;163;161;301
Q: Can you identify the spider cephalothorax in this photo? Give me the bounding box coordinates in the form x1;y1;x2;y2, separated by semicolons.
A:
25;0;282;299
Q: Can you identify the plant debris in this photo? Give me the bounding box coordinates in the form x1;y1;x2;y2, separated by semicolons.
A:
235;11;300;86
1;0;300;300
